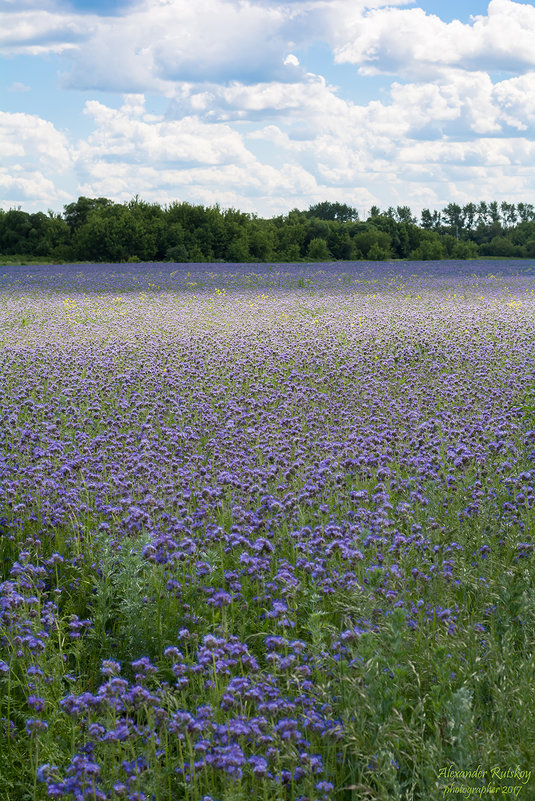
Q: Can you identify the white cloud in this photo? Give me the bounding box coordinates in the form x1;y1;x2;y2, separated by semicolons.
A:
0;110;72;170
0;110;74;209
0;0;411;90
388;73;502;136
6;65;535;217
332;0;535;77
75;159;323;214
8;81;31;92
147;0;291;83
79;95;256;166
0;169;69;209
57;0;310;91
72;94;328;212
3;0;535;91
166;73;346;124
492;72;535;130
240;65;535;210
3;0;535;216
0;9;89;55
63;74;535;217
284;54;300;67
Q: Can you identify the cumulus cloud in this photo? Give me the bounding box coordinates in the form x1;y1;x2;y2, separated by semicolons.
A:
3;0;535;88
0;8;90;55
165;73;345;124
0;169;69;210
0;111;72;170
492;72;535;130
6;66;535;216
3;0;535;89
56;0;311;91
241;65;535;209
8;81;31;91
0;0;411;89
64;72;535;216
0;110;74;209
332;0;535;77
73;94;332;212
3;0;535;215
284;54;300;67
79;95;256;166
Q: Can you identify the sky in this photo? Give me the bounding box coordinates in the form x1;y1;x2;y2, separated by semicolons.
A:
1;0;535;218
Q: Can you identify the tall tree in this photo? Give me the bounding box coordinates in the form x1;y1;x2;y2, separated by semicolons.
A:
395;206;416;224
500;202;517;228
442;203;464;232
462;203;477;230
307;201;358;222
517;203;535;223
476;201;490;227
421;209;441;229
63;197;113;232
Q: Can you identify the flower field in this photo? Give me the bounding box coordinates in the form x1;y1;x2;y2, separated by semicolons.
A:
1;260;535;801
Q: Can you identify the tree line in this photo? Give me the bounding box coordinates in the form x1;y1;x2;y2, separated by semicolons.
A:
1;197;535;263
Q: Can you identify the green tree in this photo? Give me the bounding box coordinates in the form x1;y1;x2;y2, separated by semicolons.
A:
395;206;416;224
476;201;490;226
368;214;414;258
63;197;113;232
222;207;251;262
410;231;445;260
275;216;306;261
488;201;501;225
442;203;464;233
248;219;276;261
163;222;187;261
352;228;392;259
462;203;477;231
306;237;330;260
480;237;519;257
500;202;517;228
0;209;33;254
226;231;250;262
306;219;331;245
124;197;166;260
6;193;535;264
511;220;535;254
36;211;72;260
307;201;358;222
451;239;479;258
517;203;535;223
421;209;441;229
327;225;353;260
72;203;148;262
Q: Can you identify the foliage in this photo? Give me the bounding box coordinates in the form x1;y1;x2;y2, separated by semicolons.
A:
2;197;535;263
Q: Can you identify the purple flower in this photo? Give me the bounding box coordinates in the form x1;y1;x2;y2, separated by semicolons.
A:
25;718;48;735
131;657;157;676
100;660;121;676
27;695;45;712
316;780;334;794
248;755;268;776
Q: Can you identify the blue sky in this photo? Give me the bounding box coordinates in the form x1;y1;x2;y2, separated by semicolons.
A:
2;0;535;217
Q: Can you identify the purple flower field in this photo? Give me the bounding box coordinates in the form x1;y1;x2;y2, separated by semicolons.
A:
1;260;535;801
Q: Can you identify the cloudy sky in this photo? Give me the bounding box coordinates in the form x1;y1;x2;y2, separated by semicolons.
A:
2;0;535;218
